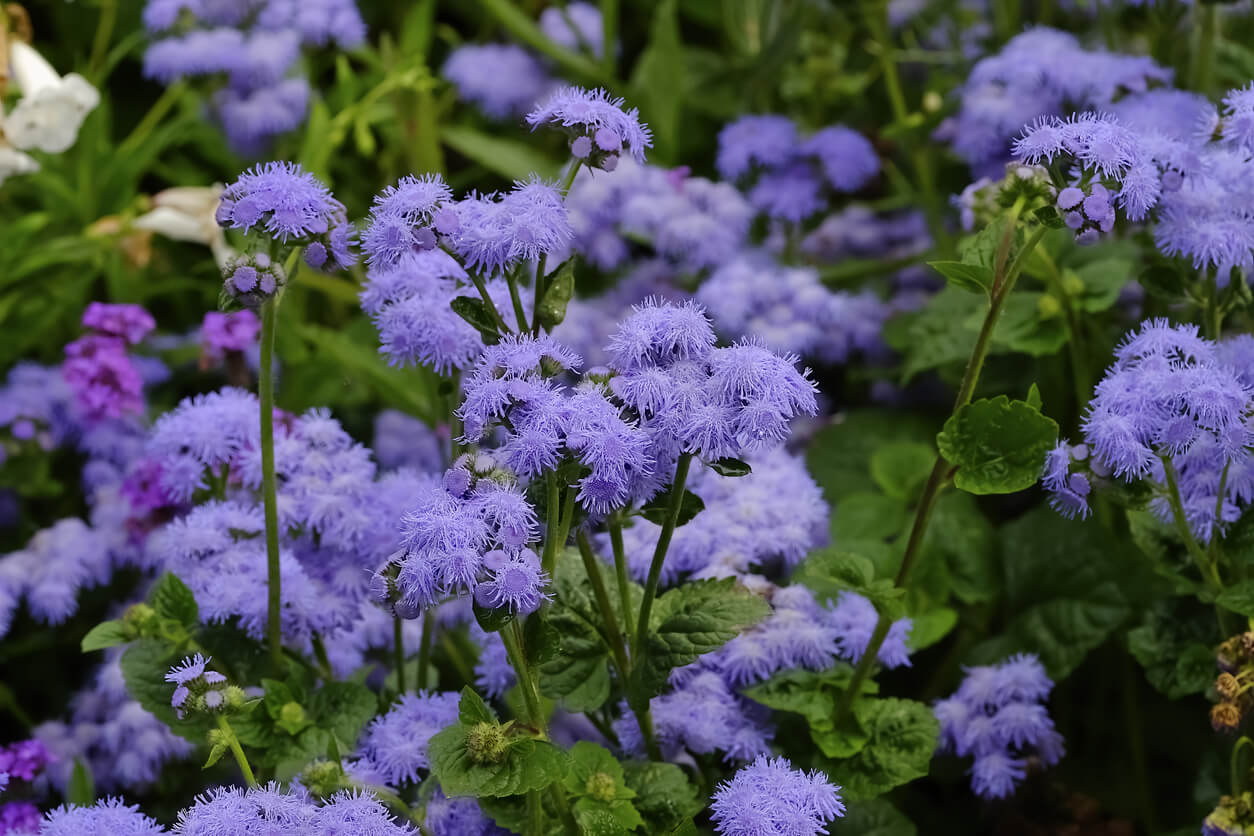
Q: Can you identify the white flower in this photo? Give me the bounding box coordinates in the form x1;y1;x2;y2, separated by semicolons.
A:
134;185;235;269
0;145;40;185
4;41;100;154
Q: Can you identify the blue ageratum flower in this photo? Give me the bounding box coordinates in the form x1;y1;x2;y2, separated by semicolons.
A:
41;797;167;836
710;754;845;836
934;654;1063;800
353;691;460;786
526;86;653;169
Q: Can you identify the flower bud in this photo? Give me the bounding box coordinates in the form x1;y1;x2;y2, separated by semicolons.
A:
1218;672;1243;701
585;772;617;802
466;721;510;765
1212;701;1242;732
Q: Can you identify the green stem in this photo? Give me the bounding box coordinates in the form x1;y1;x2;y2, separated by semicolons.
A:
1161;456;1223;593
1205;272;1224;340
88;0;118;80
834;221;1047;726
448;371;463;463
541;472;562;576
119;82;187;155
216;715;258;788
440;633;476;686
393;616;407;694
416;610;435;691
609;514;635;638
506;266;531;332
1039;249;1092;420
1190;3;1219;96
468;272;511;335
554;486;577;561
531;161;583;334
311;632;334;679
575;530;631;676
1232;736;1254;796
526;791;543;836
259;296;285;674
632;453;693;657
600;0;619;76
549;784;581;836
503;621;545;731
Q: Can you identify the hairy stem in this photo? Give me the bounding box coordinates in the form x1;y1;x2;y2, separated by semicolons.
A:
416;610;435;691
633;452;693;656
609;514;635;638
503;620;545;731
216;715;257;788
506;266;531;332
575;530;631;675
834;223;1047;725
393;616;407;694
258;297;284;673
1190;3;1219;96
541;472;562;576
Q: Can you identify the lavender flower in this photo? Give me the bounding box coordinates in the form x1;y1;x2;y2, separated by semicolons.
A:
354;691;460;785
41;798;167;836
717;115;799;181
526;86;652;169
426;789;509;836
539;2;604;55
165;654;228;719
201;311;261;361
1041;442;1092;520
81;304;155;345
449;179;573;276
362;174;454;268
710;755;845;836
216;161;347;244
934;653;1063;799
442;45;553;119
62;336;146;423
0;740;51;782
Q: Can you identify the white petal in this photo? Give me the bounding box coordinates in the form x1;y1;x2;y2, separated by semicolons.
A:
134;206;210;243
0;146;40;184
9;41;61;97
153;185;223;217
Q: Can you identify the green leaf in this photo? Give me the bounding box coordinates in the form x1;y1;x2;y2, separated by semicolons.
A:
622;761;703;833
1025;382;1043;411
794;549;906;621
68;758;94;807
1218;580;1254;617
968;507;1134;679
629;0;685;163
119;639;214;743
565;742;644;834
928;260;993;296
429;726;569;798
993;293;1069;357
473;598;517;634
708;457;752;478
149;573;198;627
883;287;985;381
458;686;497;726
1073;258;1133;313
821;698;939;801
936;396;1059;495
917;492;999;604
537;259;576;330
307;681;377;747
1032;205;1066;229
81;619;133;653
869;442;935;501
839;799;917;836
1127;598;1219;699
639;490;705;528
440;124;561;181
1138;263;1187;301
907;607;958;651
831;492;908;542
744;665;878;758
540;552;616;712
450;296;501;342
806;410;936;502
630;578;770;703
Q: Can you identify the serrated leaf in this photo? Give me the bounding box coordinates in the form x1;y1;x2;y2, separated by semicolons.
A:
793;549;905;620
566;743;643;833
937;396;1058;495
869;442;934;501
917;492;999;605
68;759;94;806
640;489;705;528
307;681;377;746
457;686;497;726
429;726;569;798
149;573;198;628
622;761;703;833
1127;598;1219;699
1218;580;1254;616
743;665;878;759
629;578;770;703
450;296;501;342
821;698;939;801
537;259;576;330
708;457;752;477
473;598;516;633
968;507;1135;679
81;619;133;653
928;260;993;295
540;552;616;712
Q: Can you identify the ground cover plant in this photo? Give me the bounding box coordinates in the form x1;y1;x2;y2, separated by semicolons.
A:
6;0;1254;833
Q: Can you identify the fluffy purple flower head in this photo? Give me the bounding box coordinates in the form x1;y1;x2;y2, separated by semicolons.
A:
41;798;168;836
710;754;845;836
616;671;774;762
474;549;550;614
201;310;261;359
539;2;604;55
526;86;652;169
716;115;799;181
934;653;1062;800
362;174;454;268
213;78;311;156
354;691;459;785
62;335;145;422
450;179;574;275
747;164;825;223
215;161;345;243
606;298;716;372
426;789;508;836
1221;82;1254;153
0;801;41;833
443;44;552;120
143;27;245;82
0;739;52;782
256;0;368;49
801;125;880;192
1041;442;1092;520
82;303;156;345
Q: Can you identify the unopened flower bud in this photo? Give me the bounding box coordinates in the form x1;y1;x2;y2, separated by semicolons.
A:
586;772;617;802
466;721;510;765
1212;701;1242;732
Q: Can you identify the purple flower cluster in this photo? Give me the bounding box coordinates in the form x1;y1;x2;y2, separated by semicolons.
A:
0;519;113;636
442;44;553;120
458;334;654;515
171;784;411;835
376;454;545;616
1051;320;1254;542
142;0;364;153
36;656;191;794
166;653;228;718
200;310;260;364
698;251;889;363
215;162;355;296
934;654;1064;799
526;86;652;170
562;159;752;274
0;740;51;783
372;410;446;473
608;448;827;584
426;789;510;836
940;27;1172;175
710;754;845;836
62;304;154;423
607;299;819;463
717;114;879;222
41;798;167;836
352;690;459;786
